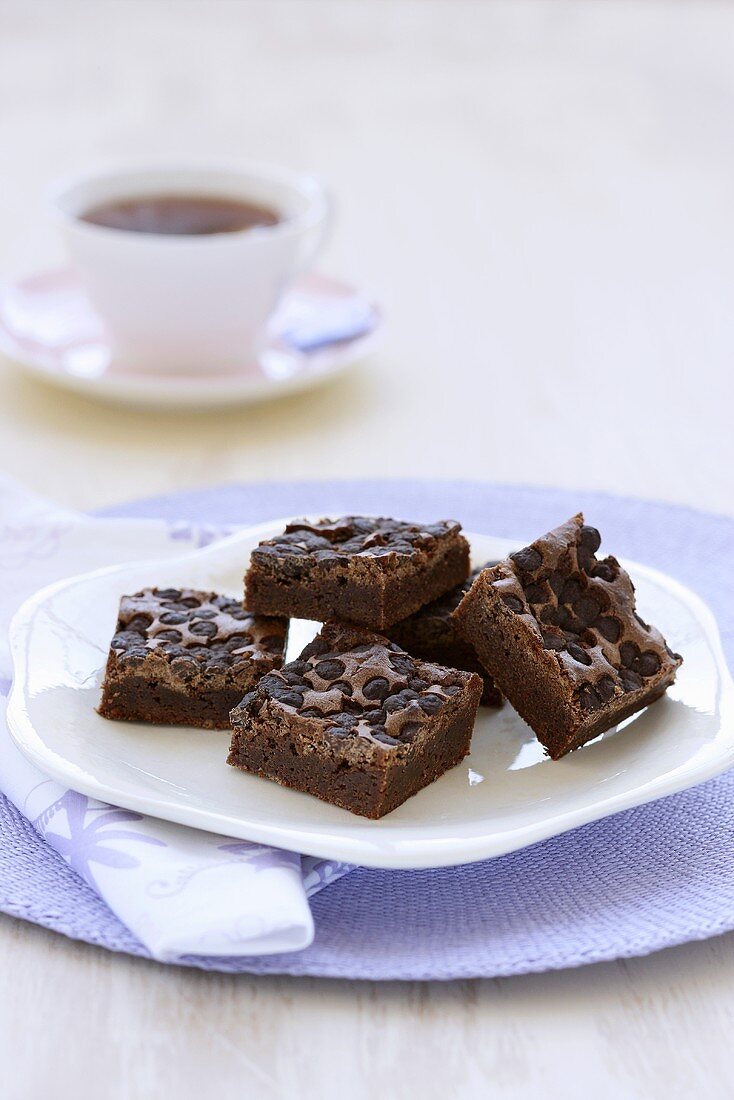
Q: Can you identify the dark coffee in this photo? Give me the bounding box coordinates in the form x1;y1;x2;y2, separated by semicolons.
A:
80;194;281;236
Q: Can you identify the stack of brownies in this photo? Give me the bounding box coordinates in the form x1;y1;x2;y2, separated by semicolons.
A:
99;513;682;818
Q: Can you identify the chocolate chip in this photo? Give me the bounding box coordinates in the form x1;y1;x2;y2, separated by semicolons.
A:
190;608;217;620
639;651;661;677
619;642;640;668
620;669;643;692
574;595;601;626
419;693;444;714
408;677;428;692
524;582;548;604
578;684;601;711
214;595;238;610
314;659;346;681
596;675;616;702
363;677;390;701
384;693;406;712
366;709;387;726
510;546;542;573
159;611;187;625
326;725;352;738
556;606;574;630
111;630;143;650
561;578;582;605
155;588;182;601
389;654;416;677
541;632;565;651
592;562;616;582
128;615;153;633
331;712;358;728
252;544;280;558
119;652;146;668
579;526;601;554
260;674;281;690
548;572;566;598
190;620;218;638
501;594;525;614
279;691;306;708
155;629;182;643
180;597;201;609
577;548;595;574
566;642;592;666
282;670;308;686
597;616;621;643
300;708;325;718
267;680;304;705
372;731;401;747
170;656;197;679
331;680;354;697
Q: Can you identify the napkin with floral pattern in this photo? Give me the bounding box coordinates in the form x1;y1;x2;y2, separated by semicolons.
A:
0;477;349;960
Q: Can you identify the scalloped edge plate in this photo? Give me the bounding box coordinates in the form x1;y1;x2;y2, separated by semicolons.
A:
7;520;734;869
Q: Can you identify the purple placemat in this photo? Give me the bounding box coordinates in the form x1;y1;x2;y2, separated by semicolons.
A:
1;479;733;979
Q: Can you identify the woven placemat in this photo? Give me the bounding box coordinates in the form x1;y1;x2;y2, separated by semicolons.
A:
1;479;732;979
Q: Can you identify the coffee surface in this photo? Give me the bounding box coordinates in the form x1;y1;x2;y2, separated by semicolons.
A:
80;193;280;235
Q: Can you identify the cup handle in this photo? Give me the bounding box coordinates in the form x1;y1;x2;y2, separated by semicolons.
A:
290;191;334;279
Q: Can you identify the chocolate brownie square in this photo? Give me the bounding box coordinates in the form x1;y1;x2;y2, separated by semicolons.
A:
244;516;470;630
453;515;682;759
387;566;503;707
228;622;482;818
98;587;286;729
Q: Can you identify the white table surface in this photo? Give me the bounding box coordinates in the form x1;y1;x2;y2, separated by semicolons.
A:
1;2;733;1096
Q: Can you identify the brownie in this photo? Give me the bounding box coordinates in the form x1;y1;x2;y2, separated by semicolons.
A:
98;587;287;729
244;516;470;630
387;566;503;707
453;514;682;759
227;622;483;818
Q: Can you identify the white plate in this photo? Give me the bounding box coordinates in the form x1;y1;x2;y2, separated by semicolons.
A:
0;268;381;410
7;521;734;869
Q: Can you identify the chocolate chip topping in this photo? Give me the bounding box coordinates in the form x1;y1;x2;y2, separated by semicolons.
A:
235;623;474;752
251;516;463;566
470;514;682;709
109;588;286;679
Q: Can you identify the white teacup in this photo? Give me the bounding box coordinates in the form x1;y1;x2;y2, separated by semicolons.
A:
50;162;331;374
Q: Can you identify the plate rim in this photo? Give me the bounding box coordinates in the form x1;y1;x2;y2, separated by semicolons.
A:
7;520;734;869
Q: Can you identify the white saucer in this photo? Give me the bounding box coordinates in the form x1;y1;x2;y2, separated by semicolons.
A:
7;521;734;870
0;268;381;410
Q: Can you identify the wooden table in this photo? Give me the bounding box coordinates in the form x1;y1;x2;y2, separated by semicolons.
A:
1;2;732;1096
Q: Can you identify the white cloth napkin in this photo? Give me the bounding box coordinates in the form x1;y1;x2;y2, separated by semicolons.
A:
0;477;349;961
